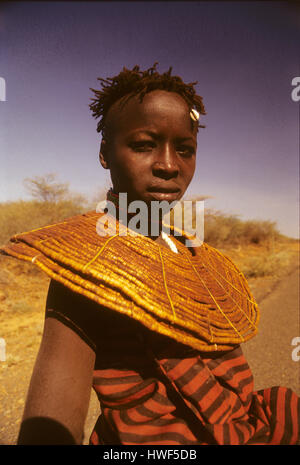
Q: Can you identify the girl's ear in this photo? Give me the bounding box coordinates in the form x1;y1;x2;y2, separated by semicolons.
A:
99;139;109;169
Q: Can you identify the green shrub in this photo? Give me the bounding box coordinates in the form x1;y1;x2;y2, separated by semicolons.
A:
0;174;91;246
241;251;292;278
0;198;87;246
204;210;281;247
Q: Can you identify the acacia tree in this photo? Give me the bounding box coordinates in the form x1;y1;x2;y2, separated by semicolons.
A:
24;173;69;203
23;173;87;224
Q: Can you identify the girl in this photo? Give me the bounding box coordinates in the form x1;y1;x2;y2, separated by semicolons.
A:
3;64;299;445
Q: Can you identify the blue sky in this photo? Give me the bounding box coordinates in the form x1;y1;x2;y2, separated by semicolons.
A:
0;1;299;237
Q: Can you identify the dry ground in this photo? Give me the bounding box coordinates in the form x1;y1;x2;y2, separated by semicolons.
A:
0;242;299;445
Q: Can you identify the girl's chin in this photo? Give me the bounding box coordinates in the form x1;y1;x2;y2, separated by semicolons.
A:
112;189;183;205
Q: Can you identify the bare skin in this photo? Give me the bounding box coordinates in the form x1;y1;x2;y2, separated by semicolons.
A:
18;318;95;444
18;90;198;444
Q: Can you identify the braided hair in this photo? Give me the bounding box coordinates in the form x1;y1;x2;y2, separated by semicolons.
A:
89;63;206;136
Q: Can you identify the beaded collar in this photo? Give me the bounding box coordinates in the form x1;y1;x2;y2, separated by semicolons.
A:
1;206;259;352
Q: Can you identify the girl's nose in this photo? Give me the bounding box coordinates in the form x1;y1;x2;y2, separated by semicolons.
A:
152;144;179;179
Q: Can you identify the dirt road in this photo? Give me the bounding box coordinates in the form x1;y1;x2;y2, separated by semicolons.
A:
0;259;299;445
243;264;299;396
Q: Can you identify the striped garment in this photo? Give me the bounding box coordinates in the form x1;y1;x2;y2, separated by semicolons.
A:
89;333;300;445
45;280;299;445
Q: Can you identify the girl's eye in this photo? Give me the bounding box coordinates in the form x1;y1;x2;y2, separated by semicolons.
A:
177;146;195;157
129;141;155;152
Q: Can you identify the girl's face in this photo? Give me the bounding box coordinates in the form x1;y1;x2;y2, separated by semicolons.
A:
100;90;198;205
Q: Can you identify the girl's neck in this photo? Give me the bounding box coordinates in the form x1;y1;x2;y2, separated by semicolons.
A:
105;188;180;248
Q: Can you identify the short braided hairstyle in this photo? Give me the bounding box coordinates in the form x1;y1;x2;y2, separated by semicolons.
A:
89;63;206;135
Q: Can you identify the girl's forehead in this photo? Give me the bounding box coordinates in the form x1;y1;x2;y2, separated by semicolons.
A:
125;90;189;115
106;90;197;136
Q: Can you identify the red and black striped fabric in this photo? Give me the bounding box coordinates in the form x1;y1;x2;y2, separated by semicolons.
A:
45;280;299;445
90;341;299;445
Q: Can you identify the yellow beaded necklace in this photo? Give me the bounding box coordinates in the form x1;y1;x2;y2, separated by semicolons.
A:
1;194;259;352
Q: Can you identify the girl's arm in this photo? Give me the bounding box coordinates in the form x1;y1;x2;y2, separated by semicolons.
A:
17;315;96;444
